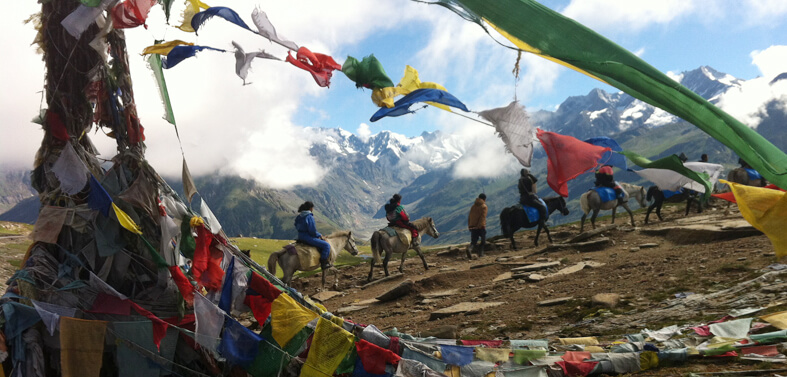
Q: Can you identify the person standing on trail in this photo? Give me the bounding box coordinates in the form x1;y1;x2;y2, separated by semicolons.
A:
385;194;419;246
519;168;547;221
467;193;487;258
294;201;332;270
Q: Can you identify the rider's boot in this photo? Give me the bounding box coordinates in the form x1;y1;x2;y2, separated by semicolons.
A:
477;245;485;257
466;246;473;259
320;259;333;270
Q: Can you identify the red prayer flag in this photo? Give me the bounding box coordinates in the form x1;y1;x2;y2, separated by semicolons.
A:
45;110;70;141
356;339;401;374
286;47;342;87
111;0;157;29
556;360;599;377
244;272;281;324
537;129;610;197
459;339;504;348
712;184;785;203
129;301;169;350
168;266;195;305
192;225;224;290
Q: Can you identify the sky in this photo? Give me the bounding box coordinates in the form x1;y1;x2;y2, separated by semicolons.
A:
1;0;786;189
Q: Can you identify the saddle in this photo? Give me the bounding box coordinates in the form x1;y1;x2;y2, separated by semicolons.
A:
286;242;323;271
744;168;763;181
381;226;412;246
593;186;620;203
519;198;548;223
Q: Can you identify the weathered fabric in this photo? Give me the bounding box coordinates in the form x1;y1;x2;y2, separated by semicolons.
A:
555;360;598;377
440;345;475;366
52;142;88;195
512;350;547;365
639;351;658;370
607;353;640;374
643;325;680;341
624;152;713;200
232;41;280;84
558;337;598;346
251;8;298;51
142;40;194;55
191;6;252;33
88;176;113;217
395;358;447;377
720;179;787;257
60;0;114;37
32;300;75;336
163;45;226;69
498;365;547;377
271;293;319;347
60;317;107;377
510;340;548;350
708;318;753;339
537;129;609;197
113;321;160;377
460;361;495;377
198;198;222;234
342;55;395;89
475;347;510;363
402;347;446;374
478;101;535;167
194;293;225;353
218;256;236;313
361;324;391;349
370;89;469;122
245;271;282;324
393;65;452;111
759;310;787;330
4;302;41;364
111;0;156;29
357;339;401;375
301;318;354;377
219;317;263;368
286;47;343;88
181;159;198;203
584;137;626;171
32;206;70;244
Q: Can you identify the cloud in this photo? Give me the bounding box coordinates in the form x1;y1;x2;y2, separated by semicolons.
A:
356;123;372;142
740;0;787;25
562;0;697;33
716;45;787;127
447;120;521;179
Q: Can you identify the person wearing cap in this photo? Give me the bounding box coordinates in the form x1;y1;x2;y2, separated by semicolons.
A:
467;193;488;257
594;165;624;200
518;168;547;221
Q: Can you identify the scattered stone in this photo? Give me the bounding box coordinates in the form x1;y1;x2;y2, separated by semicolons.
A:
420;298;443;305
468;284;476;288
641;221;762;244
355;298;379;306
439;267;458;272
537;297;574;306
764;252;776;257
376;280;415;302
479;290;492;297
639;243;659;248
526;274;546;282
568;225;618;243
420;289;459;299
549;261;606;277
361;273;403;290
336;305;368;314
460;327;478;336
543;238;612;253
592;293;621;308
583;257;593;261
511;261;561;272
536;258;549;262
737;257;748;261
629;247;640;252
470;263;495;270
311;291;342;302
429;302;505;320
496;257;509;262
422;325;458;338
493;272;513;282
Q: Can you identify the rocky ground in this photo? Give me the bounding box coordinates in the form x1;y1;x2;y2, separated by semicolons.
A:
292;201;787;375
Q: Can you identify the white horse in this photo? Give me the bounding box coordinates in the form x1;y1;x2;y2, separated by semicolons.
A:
580;182;647;232
267;231;359;290
368;217;439;282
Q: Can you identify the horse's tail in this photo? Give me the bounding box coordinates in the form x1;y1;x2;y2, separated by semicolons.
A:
579;192;590;214
370;232;382;264
499;208;510;236
267;249;283;275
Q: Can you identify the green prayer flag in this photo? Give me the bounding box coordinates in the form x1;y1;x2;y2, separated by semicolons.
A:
146;53;177;127
141;236;170;268
621;150;713;201
160;0;174;22
341;55;395;90
454;0;787;189
180;215;196;259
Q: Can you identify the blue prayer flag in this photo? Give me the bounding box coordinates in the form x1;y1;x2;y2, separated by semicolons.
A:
219;256;235;313
88;176;113;217
191;7;253;34
163;45;225;69
584;136;627;170
218;317;263;368
439;344;474;366
370;89;469;122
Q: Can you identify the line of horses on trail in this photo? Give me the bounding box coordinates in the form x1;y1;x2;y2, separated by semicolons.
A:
267;167;765;290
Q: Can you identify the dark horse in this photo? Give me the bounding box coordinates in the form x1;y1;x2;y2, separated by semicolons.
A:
644;186;704;224
499;196;570;249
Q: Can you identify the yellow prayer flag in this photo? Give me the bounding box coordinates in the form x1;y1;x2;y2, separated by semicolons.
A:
371;87;400;108
640;351;659;370
396;66;451;112
271;293;319;347
112;203;142;235
142;40;194;55
558;336;598;345
584;346;605;353
177;0;211;32
760;310;787;330
720;179;787;257
300;318;354;377
475;347;511;363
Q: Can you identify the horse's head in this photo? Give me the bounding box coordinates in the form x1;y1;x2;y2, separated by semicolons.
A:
637;186;648;208
425;217;439;238
557;196;570;216
344;231;359;256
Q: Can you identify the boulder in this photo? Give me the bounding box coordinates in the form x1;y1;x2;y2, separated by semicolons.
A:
421;325;458;339
592;293;621;308
376;280;415;302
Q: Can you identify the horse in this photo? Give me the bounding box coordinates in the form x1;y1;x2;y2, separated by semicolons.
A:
267;230;359;290
368;217;439;282
580;182;647;232
499;196;569;249
721;167;768;214
643;186;704;224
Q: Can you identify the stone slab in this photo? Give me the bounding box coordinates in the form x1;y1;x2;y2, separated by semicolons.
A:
429;302;505;320
492;272;513;282
361;273;403;290
641;221;762;244
336;305;368;314
312;290;342;302
420;289;460;299
543;238;611;253
537;297;574;306
511;261;561;272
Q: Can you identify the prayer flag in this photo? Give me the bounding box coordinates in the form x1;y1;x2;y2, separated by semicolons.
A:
147;53;178;126
622;151;713;200
52;141;88;195
584;136;626;170
142;40;194;55
219;317;263;368
176;0;210;32
219;256;235;312
163;45;225;69
232;41;280;85
60;318;107;377
537;129;610;197
111;0;157;29
251;8;299;51
478;101;535;167
191;6;252;34
286;46;342;87
112;203;142;235
720;179;787;257
370;88;469;122
342;55;395;89
271;293;318;347
301;318;355;377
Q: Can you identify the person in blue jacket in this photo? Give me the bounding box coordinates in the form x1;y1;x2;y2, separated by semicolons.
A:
294;201;332;270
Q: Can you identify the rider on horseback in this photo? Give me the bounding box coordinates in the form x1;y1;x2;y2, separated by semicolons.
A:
594;165;624;201
385;194;419;246
294;201;332;270
518;168;547;222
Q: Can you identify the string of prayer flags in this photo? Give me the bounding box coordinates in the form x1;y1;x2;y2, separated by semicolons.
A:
286;47;342;87
584;136;627;171
271;292;319;347
232;41;280;85
720;179;787;257
191;6;253;35
176;0;210;32
163;45;226;69
370;88;469;122
194;293;225;353
713;184;785;203
52;141;89;195
146;53;178;127
342;55;395;89
395;65;452;111
622;151;713;200
440;344;474;366
478;101;535;167
245;271;282;324
111;0;157;29
112;203;143;235
61;0;115;38
301;318;355;377
356;339;401;375
218;316;264;368
251;8;299;51
536;129;610;197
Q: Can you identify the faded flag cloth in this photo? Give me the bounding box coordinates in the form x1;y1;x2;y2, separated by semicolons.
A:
371;89;469;122
452;0;787;189
713;184;784;203
357;339;401;375
219;317;263;368
112;203;142;235
394;65;451;112
474;347;510;363
402;347;446;374
621;151;713;201
719;179;787;257
218;256;236;313
163;45;225;69
111;0;157;29
191;6;252;34
60;0;115;38
147;53;177;127
245;271;282;324
759;310;787;330
176;0;210;32
60;317;107;377
52;141;88;195
142;40;194;55
395;358;446;377
537;129;610;197
251;8;298;51
32;300;76;336
271;293;319;347
232;41;280;84
198;197;222;234
342;55;395;89
194;293;225;353
182;159;198;203
460;360;495;377
708;318;753;339
440;345;475;366
286;46;342;88
88;176;113;217
558;337;598;346
510;339;548;350
113;321;159;377
584;137;626;171
360;324;390;349
301;318;355;377
512;350;547;365
478;101;535;167
31;206;70;244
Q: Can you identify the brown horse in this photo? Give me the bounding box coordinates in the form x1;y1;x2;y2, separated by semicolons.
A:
368;217;439;282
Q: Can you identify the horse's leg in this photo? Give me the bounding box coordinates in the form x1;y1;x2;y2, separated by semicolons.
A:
580;214;587;233
382;248;392;277
591;209;599;230
685;196;692;216
534;225;541;247
622;203;635;226
367;257;375;282
398;249;407;273
321;269;326;291
414;245;428;270
611;206;617;224
645;203;655;224
543;223;553;243
510;233;517;250
332;268;339;291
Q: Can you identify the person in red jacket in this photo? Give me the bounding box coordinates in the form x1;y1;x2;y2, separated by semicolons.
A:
384;194;419;245
594;165;624;200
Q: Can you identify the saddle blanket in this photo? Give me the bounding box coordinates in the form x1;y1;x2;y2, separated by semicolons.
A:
381;227;412;246
593;186;618;203
519;198;548;223
284;242;322;271
745;168;763;181
662;189;682;199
